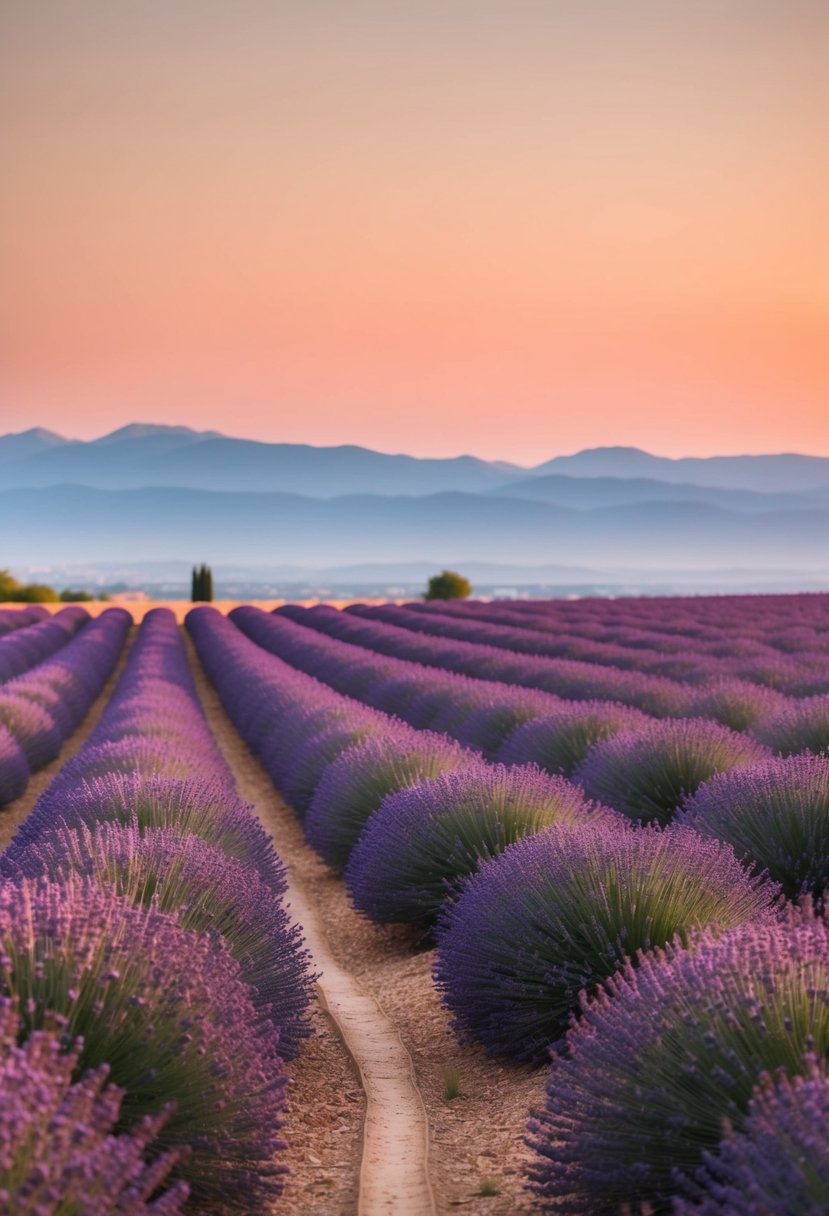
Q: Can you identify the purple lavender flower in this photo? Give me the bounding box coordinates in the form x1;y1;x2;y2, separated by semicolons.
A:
526;907;829;1213
497;700;651;775
10;820;314;1058
0;693;62;769
435;822;777;1063
305;730;477;869
0;876;288;1211
687;678;789;731
675;1056;829;1215
55;737;228;783
4;773;287;896
678;753;829;901
0;605;88;684
753;693;829;757
572;718;770;825
0;997;189;1214
281;720;382;818
0;726;30;806
453;693;559;757
346;762;620;927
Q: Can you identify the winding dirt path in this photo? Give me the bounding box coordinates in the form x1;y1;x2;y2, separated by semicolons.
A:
186;634;437;1216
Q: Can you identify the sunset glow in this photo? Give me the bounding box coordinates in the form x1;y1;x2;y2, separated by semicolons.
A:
1;1;827;462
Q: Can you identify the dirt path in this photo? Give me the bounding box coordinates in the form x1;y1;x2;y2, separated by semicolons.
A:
0;626;136;851
186;632;436;1215
186;632;545;1215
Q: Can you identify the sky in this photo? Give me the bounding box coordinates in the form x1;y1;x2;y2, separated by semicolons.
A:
1;1;827;464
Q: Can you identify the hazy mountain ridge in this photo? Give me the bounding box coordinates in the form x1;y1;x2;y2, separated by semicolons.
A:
3;484;829;574
4;425;829;592
2;425;828;497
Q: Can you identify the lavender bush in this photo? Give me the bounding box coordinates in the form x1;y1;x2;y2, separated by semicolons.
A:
573;718;770;825
305;730;477;868
0;876;288;1212
0;694;62;769
346;762;619;927
526;907;829;1213
753;693;829;756
0;726;29;805
4;772;287;896
678;753;829;901
675;1056;829;1216
0;998;188;1214
9;820;314;1058
497;701;650;775
281;720;382;817
435;823;777;1062
687;678;788;731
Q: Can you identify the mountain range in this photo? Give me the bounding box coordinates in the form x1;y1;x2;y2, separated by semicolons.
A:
3;424;828;593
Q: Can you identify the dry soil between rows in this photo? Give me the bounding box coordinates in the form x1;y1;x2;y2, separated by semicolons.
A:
186;632;546;1214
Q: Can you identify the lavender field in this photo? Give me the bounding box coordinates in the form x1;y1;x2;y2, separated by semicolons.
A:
1;593;828;1214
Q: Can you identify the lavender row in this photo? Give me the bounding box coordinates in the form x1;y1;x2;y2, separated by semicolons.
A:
0;604;89;684
277;604;829;750
419;592;829;653
0;604;48;636
0;608;131;805
234;608;781;787
351;600;829;694
0;609;313;1213
275;603;707;716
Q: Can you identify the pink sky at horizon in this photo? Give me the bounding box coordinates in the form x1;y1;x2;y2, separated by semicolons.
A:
1;2;827;464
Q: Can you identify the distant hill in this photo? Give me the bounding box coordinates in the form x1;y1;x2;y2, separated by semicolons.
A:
3;425;829;592
3;484;828;574
534;446;829;494
0;424;525;497
2;424;828;497
489;473;811;513
0;427;68;465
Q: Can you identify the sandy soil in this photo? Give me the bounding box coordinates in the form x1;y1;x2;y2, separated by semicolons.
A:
187;633;546;1214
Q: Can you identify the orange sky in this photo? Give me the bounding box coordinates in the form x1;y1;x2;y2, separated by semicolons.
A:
1;1;827;464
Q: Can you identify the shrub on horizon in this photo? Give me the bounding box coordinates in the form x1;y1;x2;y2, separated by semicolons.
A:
305;731;477;869
678;753;829;901
497;701;650;776
573;718;770;825
674;1056;829;1216
0;876;288;1212
424;570;472;601
435;823;777;1063
0;998;188;1214
346;763;620;928
526;907;829;1213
